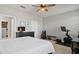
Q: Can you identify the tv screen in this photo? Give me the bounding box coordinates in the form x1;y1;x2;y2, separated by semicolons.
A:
18;27;25;31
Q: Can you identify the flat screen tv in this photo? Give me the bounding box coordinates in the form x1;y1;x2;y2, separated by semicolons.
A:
18;26;25;31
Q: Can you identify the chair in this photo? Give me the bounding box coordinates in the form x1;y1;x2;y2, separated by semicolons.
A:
60;26;72;44
41;30;46;39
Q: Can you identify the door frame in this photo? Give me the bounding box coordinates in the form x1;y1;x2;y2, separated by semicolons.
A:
0;14;16;39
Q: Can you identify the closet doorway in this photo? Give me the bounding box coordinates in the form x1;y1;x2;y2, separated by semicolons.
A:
1;17;12;39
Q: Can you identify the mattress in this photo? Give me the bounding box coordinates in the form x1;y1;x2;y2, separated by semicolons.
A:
0;37;55;54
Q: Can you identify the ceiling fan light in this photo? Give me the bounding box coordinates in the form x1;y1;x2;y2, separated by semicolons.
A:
41;8;45;11
40;7;48;12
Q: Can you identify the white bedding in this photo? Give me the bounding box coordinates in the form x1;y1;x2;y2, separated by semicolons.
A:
0;37;55;54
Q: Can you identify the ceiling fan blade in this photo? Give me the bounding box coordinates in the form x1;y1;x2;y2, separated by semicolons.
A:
45;9;48;11
47;4;56;7
32;5;40;7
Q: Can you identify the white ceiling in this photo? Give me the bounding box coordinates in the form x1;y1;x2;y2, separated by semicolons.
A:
0;4;79;17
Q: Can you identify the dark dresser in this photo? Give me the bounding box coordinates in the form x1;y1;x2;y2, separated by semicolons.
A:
16;32;34;38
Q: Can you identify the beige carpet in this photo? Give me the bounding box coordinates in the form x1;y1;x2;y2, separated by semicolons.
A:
49;40;71;54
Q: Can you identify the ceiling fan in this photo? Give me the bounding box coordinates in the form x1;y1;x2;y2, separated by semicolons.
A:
32;4;56;12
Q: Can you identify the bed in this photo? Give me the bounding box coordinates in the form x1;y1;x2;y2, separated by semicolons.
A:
0;37;55;54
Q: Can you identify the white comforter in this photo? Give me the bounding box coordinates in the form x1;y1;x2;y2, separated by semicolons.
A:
0;37;55;54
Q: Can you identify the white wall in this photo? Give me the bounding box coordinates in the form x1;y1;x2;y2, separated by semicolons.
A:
43;9;79;41
0;5;43;38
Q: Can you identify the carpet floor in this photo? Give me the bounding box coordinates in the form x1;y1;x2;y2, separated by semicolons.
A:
48;40;71;54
